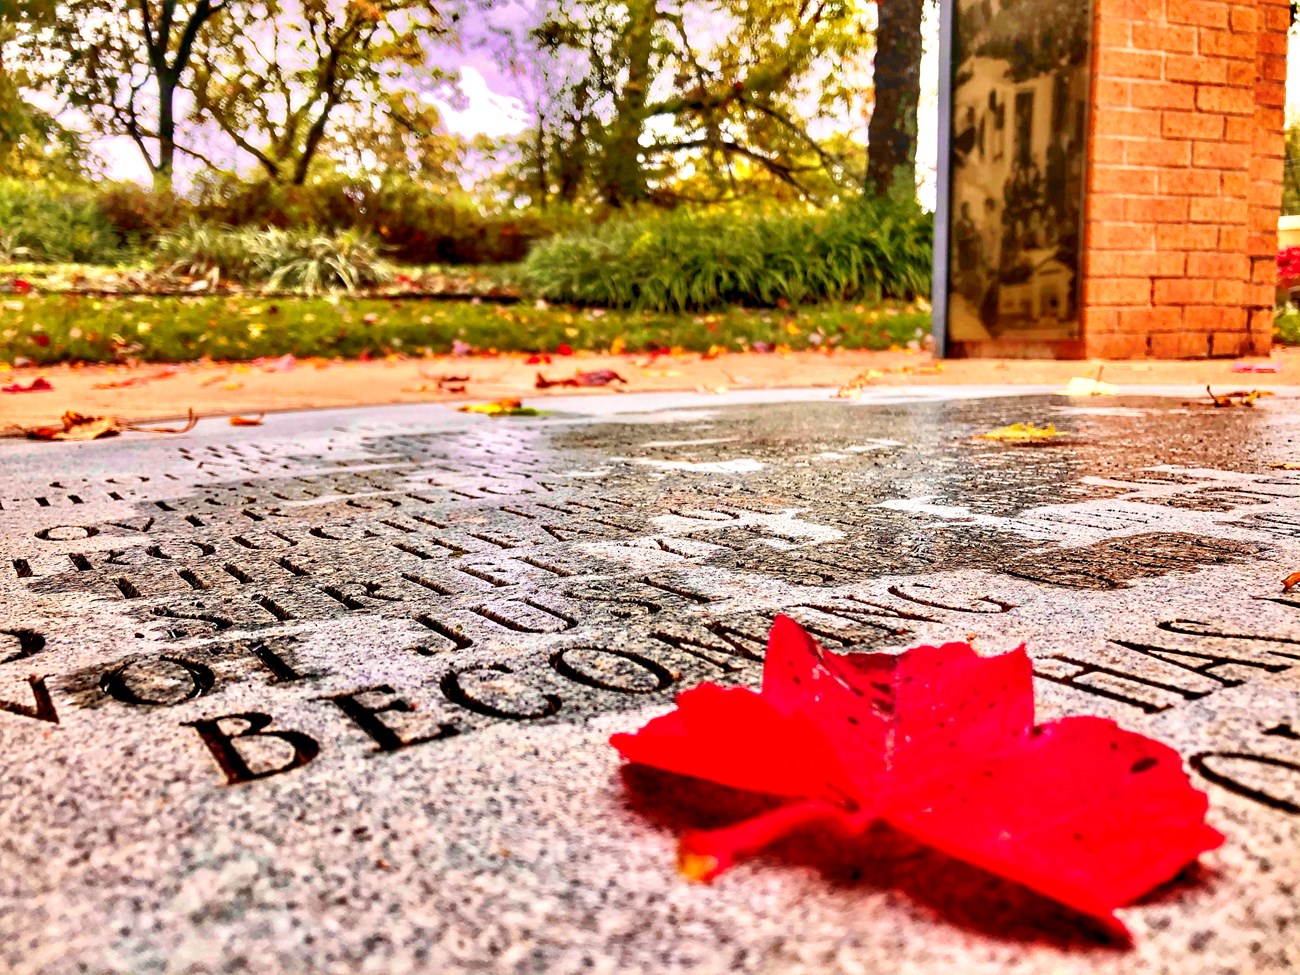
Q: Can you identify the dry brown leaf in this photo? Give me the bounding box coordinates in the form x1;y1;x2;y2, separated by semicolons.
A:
1206;386;1274;408
124;410;198;435
92;367;180;390
1269;462;1300;470
834;369;883;398
230;414;265;427
26;412;121;441
535;369;626;389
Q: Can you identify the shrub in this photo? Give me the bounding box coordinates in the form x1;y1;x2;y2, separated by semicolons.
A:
94;182;187;244
0;180;123;263
1276;306;1300;345
191;174;570;264
520;199;934;311
153;223;393;293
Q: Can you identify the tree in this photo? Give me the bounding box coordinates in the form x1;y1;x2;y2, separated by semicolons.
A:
189;0;455;185
866;0;924;195
494;0;876;209
0;21;88;179
12;0;228;190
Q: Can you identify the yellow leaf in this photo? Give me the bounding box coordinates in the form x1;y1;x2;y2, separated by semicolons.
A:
975;422;1062;442
458;398;543;417
677;845;719;883
1059;376;1119;396
1269;462;1300;470
609;337;627;355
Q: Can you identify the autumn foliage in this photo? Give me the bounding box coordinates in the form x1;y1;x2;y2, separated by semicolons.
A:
613;616;1223;937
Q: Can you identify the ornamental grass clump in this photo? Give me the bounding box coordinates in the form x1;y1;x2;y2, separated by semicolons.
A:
521;199;932;312
153;224;393;293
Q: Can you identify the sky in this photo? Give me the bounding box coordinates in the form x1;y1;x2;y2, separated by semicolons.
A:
92;15;1300;213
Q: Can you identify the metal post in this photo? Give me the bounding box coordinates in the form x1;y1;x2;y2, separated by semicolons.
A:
932;0;955;358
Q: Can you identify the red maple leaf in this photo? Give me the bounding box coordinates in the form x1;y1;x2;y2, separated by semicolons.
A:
611;616;1223;937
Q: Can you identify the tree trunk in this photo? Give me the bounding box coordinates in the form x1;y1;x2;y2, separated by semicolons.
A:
534;122;549;208
866;0;924;196
154;74;177;192
292;103;336;185
600;0;655;206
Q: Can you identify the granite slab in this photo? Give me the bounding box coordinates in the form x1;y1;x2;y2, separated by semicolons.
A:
0;387;1297;974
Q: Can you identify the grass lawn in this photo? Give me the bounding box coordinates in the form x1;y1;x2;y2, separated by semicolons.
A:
0;293;932;365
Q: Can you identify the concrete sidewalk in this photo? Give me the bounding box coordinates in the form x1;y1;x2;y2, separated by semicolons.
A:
2;346;1297;429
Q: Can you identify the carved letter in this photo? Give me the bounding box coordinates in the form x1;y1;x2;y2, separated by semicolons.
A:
184;712;320;785
0;676;58;724
887;583;1016;614
101;657;216;706
1113;639;1290;687
0;629;45;665
651;621;767;674
326;685;459;752
550;647;677;694
439;664;561;720
247;640;319;684
1190;752;1300;816
1035;654;1209;714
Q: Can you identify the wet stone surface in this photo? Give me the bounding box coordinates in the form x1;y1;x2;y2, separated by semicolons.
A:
0;390;1298;975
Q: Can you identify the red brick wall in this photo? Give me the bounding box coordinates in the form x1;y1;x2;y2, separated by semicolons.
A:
1081;0;1288;358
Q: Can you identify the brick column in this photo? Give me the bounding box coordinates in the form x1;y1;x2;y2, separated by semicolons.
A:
1081;0;1288;359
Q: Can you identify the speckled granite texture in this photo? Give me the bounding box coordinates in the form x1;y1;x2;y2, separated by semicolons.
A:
0;388;1297;974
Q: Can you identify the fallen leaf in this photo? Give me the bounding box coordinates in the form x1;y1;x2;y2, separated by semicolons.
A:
1206;386;1274;408
2;377;53;394
535;369;627;389
834;369;884;398
458;398;543;417
220;382;244;391
92;367;180;390
1270;462;1300;470
230;414;265;427
124;410;199;434
1059;369;1119;397
255;354;296;372
974;422;1062;442
1060;377;1119;397
1284;571;1300;593
26;412;120;441
612;616;1222;938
